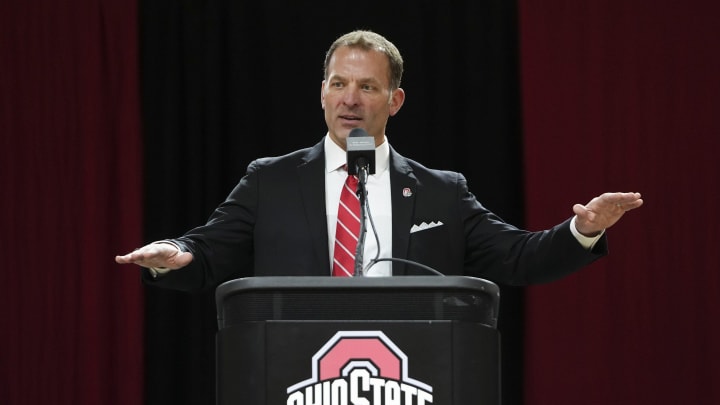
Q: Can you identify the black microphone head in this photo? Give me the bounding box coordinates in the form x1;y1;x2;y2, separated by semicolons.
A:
349;127;370;138
346;128;376;175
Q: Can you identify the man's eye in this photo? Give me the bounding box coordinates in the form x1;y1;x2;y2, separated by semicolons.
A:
331;82;344;88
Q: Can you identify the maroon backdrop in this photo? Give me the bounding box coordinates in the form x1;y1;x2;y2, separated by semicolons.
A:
520;1;720;403
0;2;143;404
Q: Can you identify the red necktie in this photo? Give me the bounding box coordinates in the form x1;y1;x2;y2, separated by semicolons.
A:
332;170;360;277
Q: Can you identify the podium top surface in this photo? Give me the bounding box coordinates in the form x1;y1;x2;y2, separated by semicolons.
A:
216;276;500;329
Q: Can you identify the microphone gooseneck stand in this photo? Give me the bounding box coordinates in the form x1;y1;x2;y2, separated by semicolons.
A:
353;164;369;277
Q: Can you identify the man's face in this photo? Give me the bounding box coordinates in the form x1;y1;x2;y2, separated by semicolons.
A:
321;46;405;149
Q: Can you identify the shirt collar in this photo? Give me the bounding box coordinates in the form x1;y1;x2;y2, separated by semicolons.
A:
324;133;390;174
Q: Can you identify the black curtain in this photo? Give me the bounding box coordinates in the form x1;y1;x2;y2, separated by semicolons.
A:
140;1;524;404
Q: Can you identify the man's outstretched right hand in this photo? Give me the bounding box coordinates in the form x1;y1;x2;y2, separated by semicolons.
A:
115;241;193;272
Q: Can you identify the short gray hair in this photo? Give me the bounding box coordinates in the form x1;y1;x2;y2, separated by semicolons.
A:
323;30;404;90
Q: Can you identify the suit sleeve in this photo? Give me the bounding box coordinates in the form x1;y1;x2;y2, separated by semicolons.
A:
459;174;608;285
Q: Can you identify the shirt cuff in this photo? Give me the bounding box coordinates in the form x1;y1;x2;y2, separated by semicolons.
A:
570;216;604;250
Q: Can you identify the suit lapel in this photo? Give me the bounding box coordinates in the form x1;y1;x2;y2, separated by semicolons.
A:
389;147;417;275
297;140;330;276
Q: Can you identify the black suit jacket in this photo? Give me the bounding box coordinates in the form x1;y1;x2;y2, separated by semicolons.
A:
149;139;607;291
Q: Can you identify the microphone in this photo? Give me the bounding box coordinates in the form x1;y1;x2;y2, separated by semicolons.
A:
345;128;375;276
346;128;376;175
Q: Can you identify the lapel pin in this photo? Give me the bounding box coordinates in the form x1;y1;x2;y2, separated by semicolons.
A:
402;187;413;197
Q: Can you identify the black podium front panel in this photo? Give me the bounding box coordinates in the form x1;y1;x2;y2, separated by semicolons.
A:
217;321;499;404
216;277;501;405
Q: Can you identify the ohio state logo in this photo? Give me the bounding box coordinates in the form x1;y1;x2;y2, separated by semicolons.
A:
286;331;433;405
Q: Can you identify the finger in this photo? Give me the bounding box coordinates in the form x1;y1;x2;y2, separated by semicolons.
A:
613;196;644;212
115;247;161;266
573;203;595;221
624;196;644;209
116;249;143;262
115;253;151;267
172;252;194;268
617;201;643;211
605;192;642;204
595;192;639;212
115;254;133;264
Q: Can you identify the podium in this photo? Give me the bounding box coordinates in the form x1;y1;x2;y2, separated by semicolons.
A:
215;276;501;404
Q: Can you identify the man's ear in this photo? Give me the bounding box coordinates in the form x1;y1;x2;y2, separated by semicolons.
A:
320;81;326;110
389;88;405;116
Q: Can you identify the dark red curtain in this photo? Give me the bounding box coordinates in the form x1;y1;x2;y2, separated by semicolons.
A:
0;2;144;404
520;1;720;403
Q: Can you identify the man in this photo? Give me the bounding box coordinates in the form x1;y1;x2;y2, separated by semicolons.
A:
116;30;643;290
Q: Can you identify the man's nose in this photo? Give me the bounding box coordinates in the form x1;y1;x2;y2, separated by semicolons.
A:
342;84;361;106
